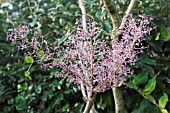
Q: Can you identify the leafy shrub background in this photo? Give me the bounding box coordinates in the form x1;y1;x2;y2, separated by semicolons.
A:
0;0;169;113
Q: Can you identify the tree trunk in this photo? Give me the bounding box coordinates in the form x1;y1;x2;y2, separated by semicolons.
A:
112;87;125;113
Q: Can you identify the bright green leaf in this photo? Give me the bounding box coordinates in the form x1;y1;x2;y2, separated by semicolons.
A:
36;51;43;57
161;109;168;113
25;56;34;63
25;71;30;76
159;93;168;109
24;71;32;80
155;33;160;40
143;76;156;95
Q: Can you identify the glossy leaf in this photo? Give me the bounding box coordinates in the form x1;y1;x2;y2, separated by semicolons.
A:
145;94;156;103
36;51;44;57
143;76;156;95
35;85;42;94
25;56;34;63
158;93;168;109
161;109;168;113
125;81;138;89
155;33;160;40
24;71;32;80
132;71;148;85
17;84;23;92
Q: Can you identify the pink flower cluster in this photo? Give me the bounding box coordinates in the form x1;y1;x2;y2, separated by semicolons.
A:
7;15;154;93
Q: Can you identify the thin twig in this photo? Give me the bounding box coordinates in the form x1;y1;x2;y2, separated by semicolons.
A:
125;84;162;110
103;0;119;31
119;0;136;30
78;0;88;105
27;0;33;15
79;0;87;30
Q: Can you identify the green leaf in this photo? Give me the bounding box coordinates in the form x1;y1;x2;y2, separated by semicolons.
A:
28;84;34;91
125;81;138;89
35;85;42;94
17;84;27;92
25;56;34;63
103;20;112;33
24;71;32;80
50;80;60;87
145;94;156;103
70;4;78;9
96;95;103;109
155;33;160;40
101;102;106;110
158;93;168;109
132;71;148;85
130;74;138;79
48;91;54;99
59;18;66;26
95;11;105;19
55;93;63;104
161;109;168;113
17;84;23;92
58;36;67;46
160;27;170;40
36;51;43;57
16;104;27;110
22;83;28;90
25;71;30;76
143;76;156;95
64;89;72;94
139;0;146;3
140;59;156;65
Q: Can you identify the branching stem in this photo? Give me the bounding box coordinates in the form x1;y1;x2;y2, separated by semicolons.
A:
78;0;98;112
103;0;137;113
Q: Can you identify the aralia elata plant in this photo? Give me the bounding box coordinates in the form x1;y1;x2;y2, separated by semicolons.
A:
7;0;168;113
7;14;154;113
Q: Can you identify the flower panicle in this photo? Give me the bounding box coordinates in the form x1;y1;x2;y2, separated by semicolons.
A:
7;14;155;93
